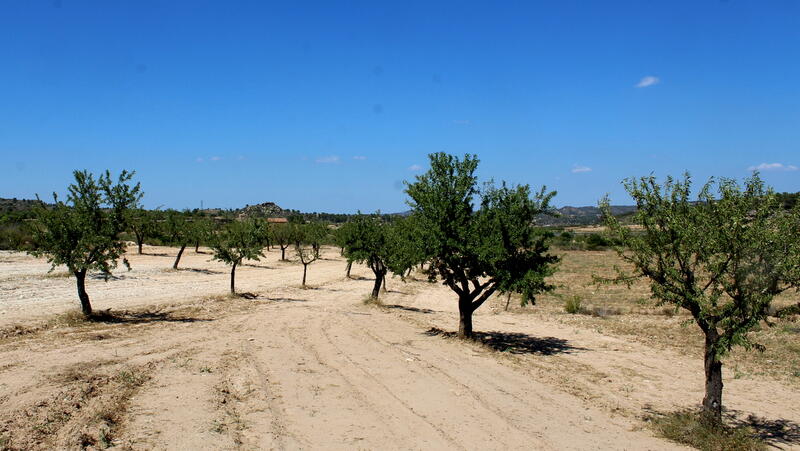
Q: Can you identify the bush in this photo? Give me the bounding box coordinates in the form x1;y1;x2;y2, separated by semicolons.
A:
585;233;611;250
564;295;583;314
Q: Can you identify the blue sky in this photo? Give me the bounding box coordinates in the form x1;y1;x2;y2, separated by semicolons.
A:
1;0;798;212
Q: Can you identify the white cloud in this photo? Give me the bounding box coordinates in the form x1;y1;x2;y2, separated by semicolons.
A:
748;162;799;172
571;165;592;173
636;76;660;88
408;164;423;171
353;155;367;160
196;157;205;163
315;155;340;164
210;156;222;161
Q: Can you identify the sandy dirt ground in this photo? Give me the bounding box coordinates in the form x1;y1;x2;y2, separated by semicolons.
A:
1;245;798;450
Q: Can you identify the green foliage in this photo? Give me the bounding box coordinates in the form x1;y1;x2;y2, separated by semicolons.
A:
404;153;559;336
272;223;302;260
564;295;583;314
340;214;392;297
28;169;141;276
600;172;800;419
384;213;428;278
160;210;197;247
602;173;800;355
126;208;159;252
211;219;267;267
294;223;327;286
26;170;141;315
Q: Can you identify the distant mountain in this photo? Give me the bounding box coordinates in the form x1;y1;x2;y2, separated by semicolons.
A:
237;202;286;218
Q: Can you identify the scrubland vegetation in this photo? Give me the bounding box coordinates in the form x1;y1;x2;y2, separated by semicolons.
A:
1;153;799;450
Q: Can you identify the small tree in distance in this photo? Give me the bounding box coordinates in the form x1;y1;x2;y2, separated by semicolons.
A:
162;210;194;269
405;153;559;338
211;219;266;295
600;173;800;423
294;223;326;287
127;208;158;255
29;170;142;316
342;214;390;298
273;223;299;261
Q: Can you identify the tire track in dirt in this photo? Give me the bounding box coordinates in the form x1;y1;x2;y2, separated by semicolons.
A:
336;311;555;447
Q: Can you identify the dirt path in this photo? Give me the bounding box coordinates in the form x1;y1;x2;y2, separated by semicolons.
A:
1;246;797;449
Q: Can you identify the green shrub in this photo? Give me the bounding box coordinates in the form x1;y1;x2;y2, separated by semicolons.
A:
564;295;583;314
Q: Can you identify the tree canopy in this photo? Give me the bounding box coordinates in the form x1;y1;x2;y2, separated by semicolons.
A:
405;152;559;337
600;172;800;421
211;219;267;295
28;169;142;316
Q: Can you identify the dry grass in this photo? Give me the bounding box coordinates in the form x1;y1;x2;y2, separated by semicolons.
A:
0;363;154;450
646;409;766;451
508;250;800;383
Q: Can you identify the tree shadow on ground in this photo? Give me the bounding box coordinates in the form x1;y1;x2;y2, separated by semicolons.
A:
88;309;211;324
177;268;223;275
424;327;586;355
142;252;171;257
385;305;436;314
264;297;308;303
726;409;800;447
240;263;274;269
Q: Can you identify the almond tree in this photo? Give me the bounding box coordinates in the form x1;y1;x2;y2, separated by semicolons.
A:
211;219;266;295
127;208;158;254
405;153;558;338
342;214;389;298
28;170;142;316
273;223;300;261
162;210;195;269
601;173;800;422
294;223;327;287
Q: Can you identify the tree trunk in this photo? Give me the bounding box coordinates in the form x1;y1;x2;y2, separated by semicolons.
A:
194;240;200;253
302;264;308;287
346;261;352;278
230;261;238;294
505;293;512;311
371;272;383;298
134;231;143;254
173;245;186;269
74;270;92;317
702;329;724;422
457;295;474;338
281;246;287;261
370;268;387;299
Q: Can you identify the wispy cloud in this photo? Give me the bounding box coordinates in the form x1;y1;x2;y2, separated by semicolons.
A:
196;157;205;163
353;155;367;161
636;76;660;88
408;164;423;171
452;119;471;125
210;156;222;161
315;155;340;164
571;165;592;174
748;162;799;172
